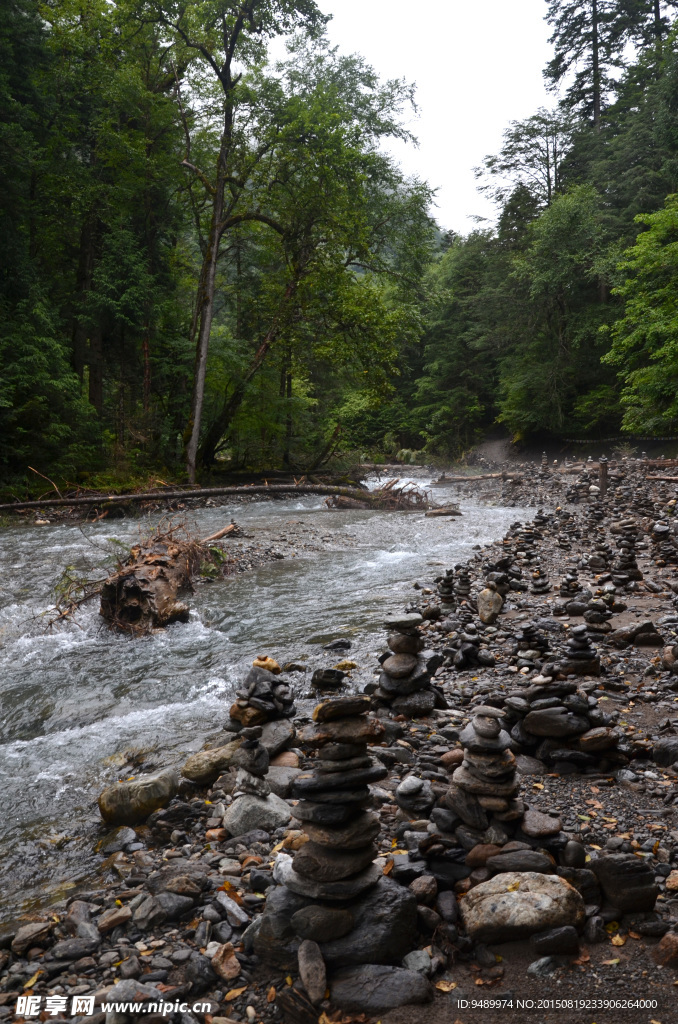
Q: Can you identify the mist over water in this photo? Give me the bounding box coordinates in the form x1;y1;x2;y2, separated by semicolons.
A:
0;483;527;918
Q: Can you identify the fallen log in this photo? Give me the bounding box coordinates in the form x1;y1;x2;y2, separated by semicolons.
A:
99;524;236;632
0;481;438;514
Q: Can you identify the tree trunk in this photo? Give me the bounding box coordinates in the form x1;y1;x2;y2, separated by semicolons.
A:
88;327;104;416
592;0;601;127
198;281;298;469
184;179;225;483
99;524;236;632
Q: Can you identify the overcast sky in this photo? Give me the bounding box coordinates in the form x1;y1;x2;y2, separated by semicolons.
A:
316;0;554;234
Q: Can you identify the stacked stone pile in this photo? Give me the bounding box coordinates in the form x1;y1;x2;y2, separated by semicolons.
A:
230;660;296;728
437;568;456;614
511;621;550;672
611;518;644;583
557;622;601;675
502;673;623;772
255;696;423;995
373;612;445;716
650;520;678;566
442;621;496;672
530;564;551;595
446;707;523;824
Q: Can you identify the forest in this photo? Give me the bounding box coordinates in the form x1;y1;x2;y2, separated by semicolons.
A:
3;0;678;492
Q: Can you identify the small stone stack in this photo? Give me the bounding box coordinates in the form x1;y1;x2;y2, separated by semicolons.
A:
511;622;549;672
444;622;496;672
650;521;678;566
373;613;443;716
584;530;614;572
445;707;523;825
557;623;600;675
503;677;622;773
454;566;472;603
612;519;643;583
530;564;551;595
284;697;386;893
230;661;296;728
437;569;456;614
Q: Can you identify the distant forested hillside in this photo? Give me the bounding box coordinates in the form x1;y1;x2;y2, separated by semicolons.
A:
3;0;678;491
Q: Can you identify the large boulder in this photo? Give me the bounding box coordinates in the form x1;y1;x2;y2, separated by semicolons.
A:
254;876;417;969
477;588;504;625
98;769;178;825
330;965;434;1012
460;872;585;943
591;854;658;913
181;739;243;784
223;793;291;836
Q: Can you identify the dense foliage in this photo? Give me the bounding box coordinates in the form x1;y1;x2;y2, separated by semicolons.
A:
3;0;678;489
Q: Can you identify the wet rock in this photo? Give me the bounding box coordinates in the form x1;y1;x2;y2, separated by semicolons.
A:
292;840;377;882
460;872;585;942
527;955;568;978
532;925;580;955
98;769;178;825
291;906;355;943
97;905;132;933
267;765;302;798
652;932;678;966
523;709;590;737
11;921;51;955
486;851;555;874
652;736;678;767
477;588;504;625
300;810;380;850
312;668;346;689
181;740;243;785
298;939;327;1004
561;841;587;869
591;854;658;912
395;775;435;816
522;809;562;838
223;793;291;835
330;965;434;1012
273;853;380;901
211;941;241;981
51;936;101;960
260;719;296;756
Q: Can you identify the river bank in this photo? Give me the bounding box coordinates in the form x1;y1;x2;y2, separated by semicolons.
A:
2;462;678;1024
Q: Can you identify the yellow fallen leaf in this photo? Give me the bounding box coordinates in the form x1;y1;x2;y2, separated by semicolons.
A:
271;840;285;854
605;921;620;933
533;782;544;789
285;975;293;986
602;958;620;965
225;986;248;1001
23;970;42;990
435;980;457;992
267;986;276;1002
611;934;627;946
507;881;520;892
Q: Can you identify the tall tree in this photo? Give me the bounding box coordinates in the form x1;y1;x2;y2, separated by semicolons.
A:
140;0;327;482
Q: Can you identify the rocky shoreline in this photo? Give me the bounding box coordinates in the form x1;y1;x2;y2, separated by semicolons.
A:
3;458;678;1024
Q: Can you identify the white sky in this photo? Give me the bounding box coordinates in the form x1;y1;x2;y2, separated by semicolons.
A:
317;0;554;234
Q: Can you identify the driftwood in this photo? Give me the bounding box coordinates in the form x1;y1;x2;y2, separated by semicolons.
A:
100;524;236;632
324;478;433;511
0;481;437;514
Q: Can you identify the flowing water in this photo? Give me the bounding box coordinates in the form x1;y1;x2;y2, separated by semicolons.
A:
0;479;527;919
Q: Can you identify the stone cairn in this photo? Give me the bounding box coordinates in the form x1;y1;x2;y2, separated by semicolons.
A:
229;658;296;729
373;612;444;716
612;518;643;584
446;706;523;825
530;563;551;596
255;695;418;992
437;569;456;614
503;668;624;773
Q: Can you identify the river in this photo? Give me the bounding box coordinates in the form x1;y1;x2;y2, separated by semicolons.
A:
0;479;527;919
